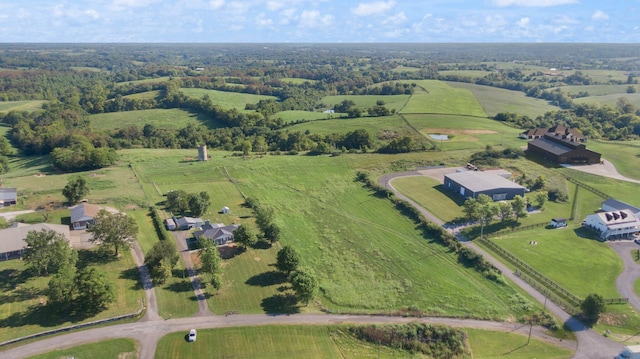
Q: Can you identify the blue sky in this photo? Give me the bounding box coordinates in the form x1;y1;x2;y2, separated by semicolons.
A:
0;0;638;42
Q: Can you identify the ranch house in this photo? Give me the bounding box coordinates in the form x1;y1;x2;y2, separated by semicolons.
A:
0;223;71;261
193;222;239;245
444;169;526;201
70;203;101;230
582;209;640;241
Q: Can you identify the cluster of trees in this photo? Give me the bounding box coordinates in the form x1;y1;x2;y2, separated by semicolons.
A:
24;230;114;314
0;136;12;174
468;146;525;168
165;190;211;217
245;197;281;244
62;177;90;204
276;245;318;305
462;193;549;233
144;240;179;284
88;210;139;257
198;236;223;290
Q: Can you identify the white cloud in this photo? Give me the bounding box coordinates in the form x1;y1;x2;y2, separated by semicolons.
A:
209;0;225;9
299;10;333;28
256;13;273;26
279;8;296;25
493;0;578;7
266;1;285;11
516;17;529;27
352;1;396;16
382;11;406;25
592;10;609;21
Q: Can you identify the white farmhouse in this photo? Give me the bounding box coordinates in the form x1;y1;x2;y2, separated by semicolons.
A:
583;209;640;241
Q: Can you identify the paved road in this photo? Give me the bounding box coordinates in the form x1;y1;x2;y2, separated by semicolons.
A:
0;209;35;221
2;313;576;359
379;170;624;358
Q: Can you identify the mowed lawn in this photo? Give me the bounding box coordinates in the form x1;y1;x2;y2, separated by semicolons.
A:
447;81;559;118
587;140;640;181
155;325;572;359
0;100;47;113
125;149;538;319
403;114;524;150
391;175;465;222
180;88;277;111
0;250;143;343
26;338;138;359
89;108;220;130
400;80;487;117
490;228;621;299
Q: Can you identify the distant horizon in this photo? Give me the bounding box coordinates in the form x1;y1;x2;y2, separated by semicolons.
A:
0;1;638;43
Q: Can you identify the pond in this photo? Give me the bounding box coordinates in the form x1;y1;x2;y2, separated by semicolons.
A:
429;134;449;141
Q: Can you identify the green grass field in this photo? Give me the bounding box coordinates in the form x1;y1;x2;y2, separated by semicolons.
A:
280;77;317;84
89;108;221;131
574;93;640;109
273;110;335;123
180;88;277;111
116;76;172;86
285;114;417;141
27;338;137;359
587;141;640;180
439;70;489;79
447;81;559;118
550;84;633;96
0;250;143;343
155;325;572;359
320;94;410;113
0;100;47;113
400;80;487;117
392;175;465;222
122;90;162;101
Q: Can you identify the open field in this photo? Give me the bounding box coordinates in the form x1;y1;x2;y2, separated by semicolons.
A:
0;249;143;343
0;100;47;113
273;110;334;123
280;77;317;84
579;69;630;84
27;338;137;359
89;108;221;131
285;114;418;140
320;94;410;113
122;90;162;101
439;70;489;78
125;149;538;318
155;325;572;359
116;76;172;86
550;84;633;96
392;175;465;222
400;80;487;117
447;82;559;118
403;114;524;151
574;93;640;108
466;328;572;359
180;88;277;111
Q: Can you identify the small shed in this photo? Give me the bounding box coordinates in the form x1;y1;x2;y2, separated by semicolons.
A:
164;218;176;231
221;206;230;214
551;218;567;228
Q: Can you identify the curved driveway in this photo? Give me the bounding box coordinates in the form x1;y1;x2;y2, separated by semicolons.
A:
379;170;623;358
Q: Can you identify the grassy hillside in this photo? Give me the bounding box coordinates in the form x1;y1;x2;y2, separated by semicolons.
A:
551;84;633;96
574;93;640;108
400;80;487;117
88;108;222;130
0;100;47;113
321;94;410;113
273;110;335;123
447;82;559;118
180;88;277;111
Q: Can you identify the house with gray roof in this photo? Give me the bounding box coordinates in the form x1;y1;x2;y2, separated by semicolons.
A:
0;223;71;261
602;198;640;216
194;222;239;245
70;203;101;230
444;170;527;201
174;216;203;231
0;188;17;207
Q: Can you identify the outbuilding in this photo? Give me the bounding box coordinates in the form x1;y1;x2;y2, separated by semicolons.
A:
444;170;526;201
551;218;567;228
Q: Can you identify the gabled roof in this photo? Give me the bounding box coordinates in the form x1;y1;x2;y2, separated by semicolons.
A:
70;203;101;223
194;223;239;241
445;170;526;193
0;223;71;254
0;188;17;201
602;198;640;214
528;137;575;156
174;216;203;227
593;210;640;230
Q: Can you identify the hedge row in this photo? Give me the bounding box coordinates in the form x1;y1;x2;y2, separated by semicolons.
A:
149;206;173;241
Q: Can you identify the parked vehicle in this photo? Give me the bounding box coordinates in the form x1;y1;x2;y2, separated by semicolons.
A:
615;345;640;359
188;329;197;342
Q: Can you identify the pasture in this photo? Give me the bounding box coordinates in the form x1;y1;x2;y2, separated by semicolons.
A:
280;77;317;84
179;88;277;111
320;94;410;113
26;338;137;359
439;70;489;79
122;90;162;101
551;84;633;96
285;114;417;140
402;114;524;151
0;100;47;113
155;325;572;359
116;76;172;86
574;93;640;109
0;250;143;343
273;110;334;123
89;108;220;131
400;80;487;117
447;82;559;118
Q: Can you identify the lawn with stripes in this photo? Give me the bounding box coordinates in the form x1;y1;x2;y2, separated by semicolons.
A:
400;80;486;117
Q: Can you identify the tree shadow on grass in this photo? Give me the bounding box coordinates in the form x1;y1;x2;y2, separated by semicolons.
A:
189;293;212;302
252;240;272;250
245;271;287;287
261;293;300;314
0;302;98;330
165;280;193;293
77;249;117;268
119;267;143;290
0;268;32;291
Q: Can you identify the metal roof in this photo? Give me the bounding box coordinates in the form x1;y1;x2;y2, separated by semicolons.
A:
445;171;526;193
602;198;640;214
0;223;71;255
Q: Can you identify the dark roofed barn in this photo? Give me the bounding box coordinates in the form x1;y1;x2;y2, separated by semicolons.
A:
527;133;601;164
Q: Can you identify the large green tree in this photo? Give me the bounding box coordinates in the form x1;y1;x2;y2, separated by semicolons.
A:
276;245;300;274
24;229;77;276
511;195;528;223
188;191;210;217
166;190;189;214
198;237;223;290
75;266;115;312
62;177;89;204
88;210;138;257
144;240;179;284
289;267;318;305
47;265;76;307
581;293;606;323
233;225;258;249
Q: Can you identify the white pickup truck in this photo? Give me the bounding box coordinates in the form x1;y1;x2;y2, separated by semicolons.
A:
615;345;640;359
